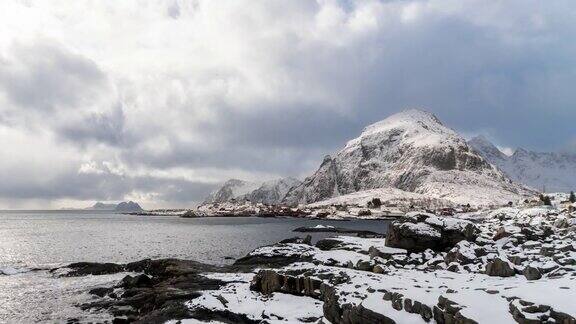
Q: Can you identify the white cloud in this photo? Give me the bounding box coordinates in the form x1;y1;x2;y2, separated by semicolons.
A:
0;0;575;208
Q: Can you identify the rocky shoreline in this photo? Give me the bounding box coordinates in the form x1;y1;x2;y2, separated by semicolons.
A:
64;204;575;323
124;200;413;220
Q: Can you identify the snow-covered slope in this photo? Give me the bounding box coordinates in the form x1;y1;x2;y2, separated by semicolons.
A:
203;178;301;205
284;109;531;206
243;177;301;205
202;179;260;204
469;136;576;193
305;187;452;209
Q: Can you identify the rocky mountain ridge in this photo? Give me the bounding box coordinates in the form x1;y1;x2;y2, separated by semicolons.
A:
203;178;301;205
469;135;576;193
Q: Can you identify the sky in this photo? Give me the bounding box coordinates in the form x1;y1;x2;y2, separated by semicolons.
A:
0;0;575;209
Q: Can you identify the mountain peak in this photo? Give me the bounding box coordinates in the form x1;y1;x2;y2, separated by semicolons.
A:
363;109;441;133
347;108;460;151
390;108;440;121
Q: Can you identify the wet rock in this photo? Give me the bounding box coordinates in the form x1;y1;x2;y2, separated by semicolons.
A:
89;287;114;298
62;262;124;277
121;274;152;288
279;237;302;244
279;235;312;245
485;258;515;277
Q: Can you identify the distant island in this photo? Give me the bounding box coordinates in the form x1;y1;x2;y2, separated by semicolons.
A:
84;201;144;212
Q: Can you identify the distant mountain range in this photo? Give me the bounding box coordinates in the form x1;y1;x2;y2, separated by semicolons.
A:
204;109;540;206
203;178;301;205
469;135;576;193
85;201;143;212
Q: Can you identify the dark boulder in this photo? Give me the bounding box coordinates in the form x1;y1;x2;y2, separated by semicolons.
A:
485;258;515;277
279;235;312;245
121;274;152;288
63;262;124;276
522;266;542;280
250;269;322;298
89;287;114;297
316;238;342;251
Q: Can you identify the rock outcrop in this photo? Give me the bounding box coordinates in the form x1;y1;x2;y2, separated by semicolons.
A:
385;212;480;252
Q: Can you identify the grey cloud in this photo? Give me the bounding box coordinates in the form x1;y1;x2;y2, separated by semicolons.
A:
341;10;576;152
167;1;181;19
0;167;215;206
119;4;576;179
58;103;126;146
0;41;106;112
119;102;360;176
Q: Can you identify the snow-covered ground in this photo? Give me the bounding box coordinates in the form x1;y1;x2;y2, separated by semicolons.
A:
306;187;450;209
175;202;575;323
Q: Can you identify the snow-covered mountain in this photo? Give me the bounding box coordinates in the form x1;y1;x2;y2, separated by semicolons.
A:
202;179;261;204
283;109;531;206
469;136;576;193
202;178;301;205
243;177;301;204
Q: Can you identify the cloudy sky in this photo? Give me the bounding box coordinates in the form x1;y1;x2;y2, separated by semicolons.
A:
0;0;575;209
